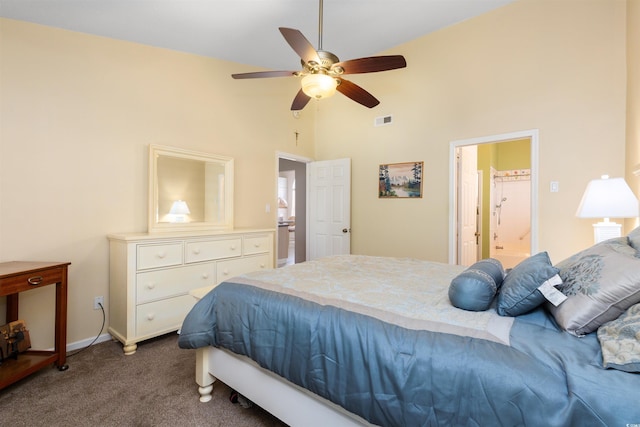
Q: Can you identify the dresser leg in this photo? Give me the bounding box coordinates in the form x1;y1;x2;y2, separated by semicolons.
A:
123;343;137;355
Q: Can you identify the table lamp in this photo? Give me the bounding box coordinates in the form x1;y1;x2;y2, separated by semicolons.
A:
576;175;639;243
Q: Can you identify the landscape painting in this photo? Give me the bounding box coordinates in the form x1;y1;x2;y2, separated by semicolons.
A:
379;161;423;198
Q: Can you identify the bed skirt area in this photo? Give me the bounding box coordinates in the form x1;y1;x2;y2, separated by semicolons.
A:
197;346;373;426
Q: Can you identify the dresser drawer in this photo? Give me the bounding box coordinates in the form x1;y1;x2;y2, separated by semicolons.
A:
217;254;271;284
136;263;216;304
185;238;241;263
243;234;272;255
135;295;196;337
137;243;183;270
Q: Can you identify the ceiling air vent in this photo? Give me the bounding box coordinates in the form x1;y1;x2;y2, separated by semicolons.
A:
374;115;393;127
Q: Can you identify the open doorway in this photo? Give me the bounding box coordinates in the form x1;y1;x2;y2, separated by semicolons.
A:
277;156;308;267
449;130;539;267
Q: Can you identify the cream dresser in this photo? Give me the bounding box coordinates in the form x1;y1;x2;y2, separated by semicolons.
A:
108;229;274;355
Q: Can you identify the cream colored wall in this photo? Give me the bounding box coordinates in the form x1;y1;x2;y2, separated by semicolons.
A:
0;18;315;348
627;0;640;230
314;0;628;263
0;0;634;348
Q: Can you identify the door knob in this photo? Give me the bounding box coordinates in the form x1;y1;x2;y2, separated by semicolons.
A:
342;228;351;233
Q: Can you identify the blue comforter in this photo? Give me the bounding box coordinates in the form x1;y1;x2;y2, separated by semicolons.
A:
178;281;640;427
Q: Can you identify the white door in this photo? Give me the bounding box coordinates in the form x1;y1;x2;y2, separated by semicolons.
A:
458;146;479;266
307;158;351;260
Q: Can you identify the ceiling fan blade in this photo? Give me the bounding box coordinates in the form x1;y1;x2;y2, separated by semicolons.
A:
335;55;407;75
291;89;312;111
279;27;320;64
336;78;380;108
232;70;297;79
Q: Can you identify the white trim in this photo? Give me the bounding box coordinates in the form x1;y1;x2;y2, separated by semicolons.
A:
449;129;539;264
64;333;113;352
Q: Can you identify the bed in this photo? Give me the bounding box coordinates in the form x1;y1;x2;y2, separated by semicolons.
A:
178;231;640;427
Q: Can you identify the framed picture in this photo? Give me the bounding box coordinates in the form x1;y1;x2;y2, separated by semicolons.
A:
379;161;423;198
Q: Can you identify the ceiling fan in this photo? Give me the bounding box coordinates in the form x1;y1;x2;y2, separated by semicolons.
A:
231;0;407;111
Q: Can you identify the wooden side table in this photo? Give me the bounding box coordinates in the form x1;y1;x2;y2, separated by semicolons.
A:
0;261;71;389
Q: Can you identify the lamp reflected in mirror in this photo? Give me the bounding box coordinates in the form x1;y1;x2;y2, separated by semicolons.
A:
169;200;191;223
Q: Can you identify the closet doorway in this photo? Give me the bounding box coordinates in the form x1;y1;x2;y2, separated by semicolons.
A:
277;155;308;267
449;129;539;267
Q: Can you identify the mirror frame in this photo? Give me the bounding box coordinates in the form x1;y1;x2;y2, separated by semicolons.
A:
148;144;234;233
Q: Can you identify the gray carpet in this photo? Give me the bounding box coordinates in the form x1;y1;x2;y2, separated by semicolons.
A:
0;333;288;427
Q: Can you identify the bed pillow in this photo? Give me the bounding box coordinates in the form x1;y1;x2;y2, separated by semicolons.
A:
496;252;560;317
547;237;640;336
448;258;505;312
597;302;640;373
628;226;640;251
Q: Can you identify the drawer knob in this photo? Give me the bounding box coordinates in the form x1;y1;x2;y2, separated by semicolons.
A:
201;273;209;279
254;243;261;248
230;245;237;251
223;270;229;276
157;252;166;259
193;248;201;254
28;276;44;286
146;283;156;290
147;313;155;321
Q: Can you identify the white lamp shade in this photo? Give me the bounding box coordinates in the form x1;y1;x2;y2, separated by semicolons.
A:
169;200;191;215
301;74;338;99
576;177;639;219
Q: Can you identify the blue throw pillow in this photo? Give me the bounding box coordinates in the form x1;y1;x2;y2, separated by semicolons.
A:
496;252;560;317
449;258;505;312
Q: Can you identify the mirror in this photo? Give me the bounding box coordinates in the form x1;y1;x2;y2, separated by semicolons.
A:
148;144;234;233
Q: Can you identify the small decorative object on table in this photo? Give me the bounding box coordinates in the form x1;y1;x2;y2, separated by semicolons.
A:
0;320;31;364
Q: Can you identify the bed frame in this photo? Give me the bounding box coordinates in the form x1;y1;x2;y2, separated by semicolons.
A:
194;346;374;427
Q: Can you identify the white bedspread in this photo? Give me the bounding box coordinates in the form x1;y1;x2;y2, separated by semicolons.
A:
235;255;514;345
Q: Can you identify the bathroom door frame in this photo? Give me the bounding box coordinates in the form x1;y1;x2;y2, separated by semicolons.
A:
448;129;539;265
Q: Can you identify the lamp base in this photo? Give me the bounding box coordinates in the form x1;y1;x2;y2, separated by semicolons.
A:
592;221;622;244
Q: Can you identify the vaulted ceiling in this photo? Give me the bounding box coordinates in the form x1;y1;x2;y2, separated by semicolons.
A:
0;0;516;70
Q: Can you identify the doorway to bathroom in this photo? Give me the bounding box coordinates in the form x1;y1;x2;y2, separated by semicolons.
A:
449;129;539;267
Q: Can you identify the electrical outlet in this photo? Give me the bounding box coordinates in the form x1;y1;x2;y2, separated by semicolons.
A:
94;296;104;310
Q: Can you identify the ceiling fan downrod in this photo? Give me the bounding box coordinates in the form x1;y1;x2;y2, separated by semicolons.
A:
318;0;324;51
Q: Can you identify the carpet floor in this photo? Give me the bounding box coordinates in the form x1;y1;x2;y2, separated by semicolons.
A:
0;333;288;427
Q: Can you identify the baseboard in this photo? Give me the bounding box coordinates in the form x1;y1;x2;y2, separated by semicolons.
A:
66;333;113;352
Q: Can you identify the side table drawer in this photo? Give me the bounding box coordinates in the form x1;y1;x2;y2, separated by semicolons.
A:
0;268;64;295
136;295;196;337
137;243;183;270
243;234;272;255
217;254;271;284
185;238;241;263
136;263;216;304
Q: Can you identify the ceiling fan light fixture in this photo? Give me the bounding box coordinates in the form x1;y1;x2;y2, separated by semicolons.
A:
301;73;337;99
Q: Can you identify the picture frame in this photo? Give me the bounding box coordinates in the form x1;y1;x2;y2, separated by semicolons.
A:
379;161;423;198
